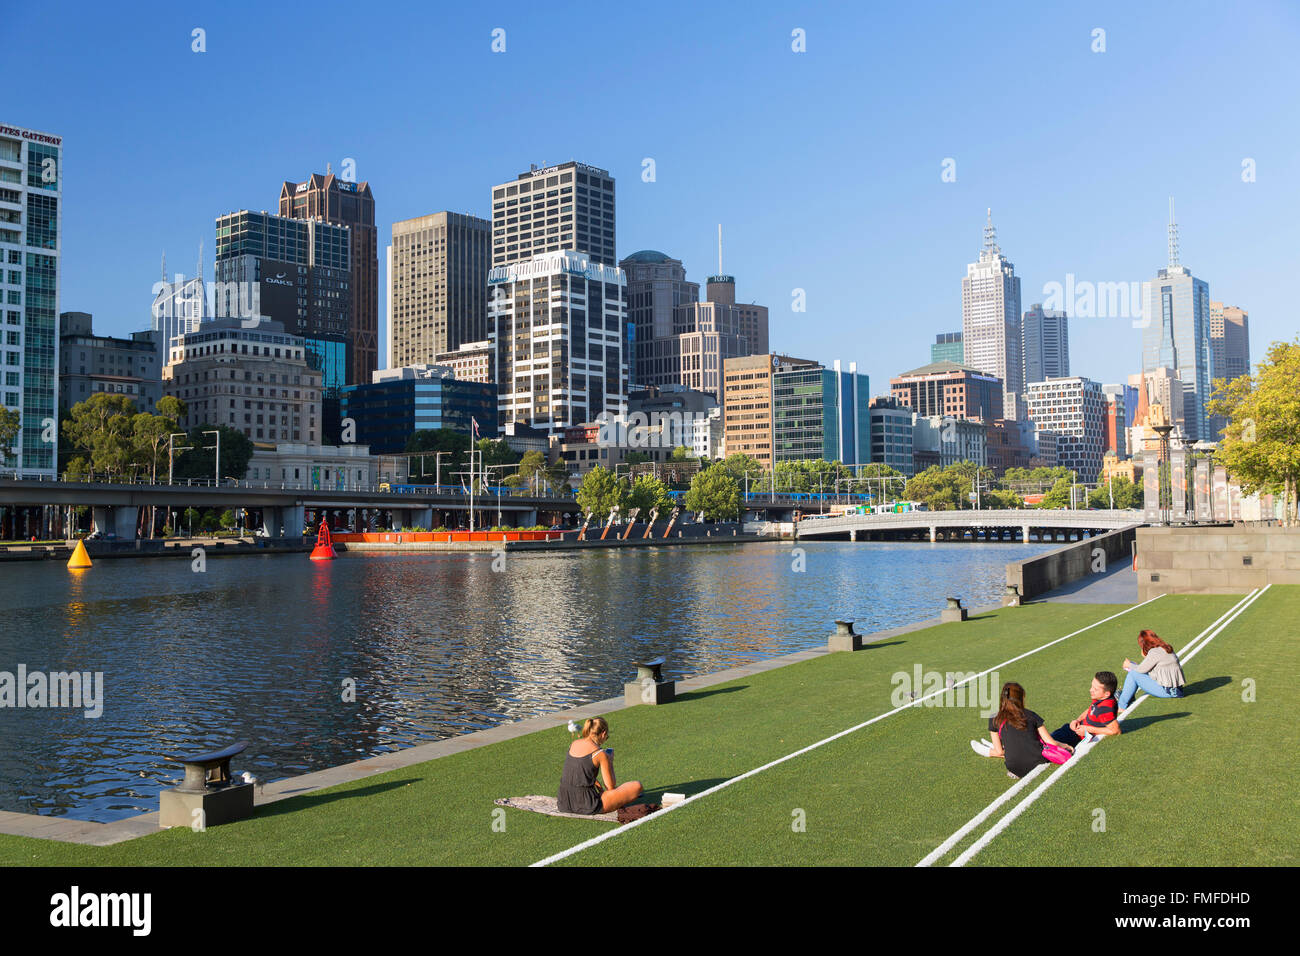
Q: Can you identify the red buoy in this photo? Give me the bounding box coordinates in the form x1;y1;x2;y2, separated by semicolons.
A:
309;521;336;561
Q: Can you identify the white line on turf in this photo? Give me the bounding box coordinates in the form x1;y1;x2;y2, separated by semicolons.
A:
946;586;1270;868
917;589;1260;867
530;594;1167;867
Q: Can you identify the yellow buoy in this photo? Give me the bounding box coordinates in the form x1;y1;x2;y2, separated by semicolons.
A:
67;539;93;569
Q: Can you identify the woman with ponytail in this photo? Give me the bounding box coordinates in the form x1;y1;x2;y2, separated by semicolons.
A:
982;682;1073;778
557;717;643;814
1117;630;1186;709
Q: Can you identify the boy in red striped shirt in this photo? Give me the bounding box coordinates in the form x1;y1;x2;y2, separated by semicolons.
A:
1051;671;1121;746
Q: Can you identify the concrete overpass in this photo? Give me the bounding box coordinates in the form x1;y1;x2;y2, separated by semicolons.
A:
0;479;580;539
795;508;1144;543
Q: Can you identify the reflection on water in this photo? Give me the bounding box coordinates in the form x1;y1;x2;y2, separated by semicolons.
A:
0;540;1051;821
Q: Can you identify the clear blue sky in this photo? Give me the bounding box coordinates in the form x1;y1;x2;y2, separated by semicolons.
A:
11;0;1300;392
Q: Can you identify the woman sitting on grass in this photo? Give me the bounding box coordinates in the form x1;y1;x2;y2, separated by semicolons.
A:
1117;629;1186;709
983;682;1073;779
557;717;643;814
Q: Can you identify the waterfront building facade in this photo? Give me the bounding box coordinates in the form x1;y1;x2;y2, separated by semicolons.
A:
59;312;162;411
962;210;1023;420
890;360;1003;423
389;212;491;368
491;161;615;268
161;316;322;445
0;123;61;476
912;414;987;470
722;353;818;471
1022;303;1069;384
1024;376;1106;482
1208;301;1250;382
772;360;870;466
214;210;352;392
246;441;377;490
340;364;497;454
868;396;915;476
488;251;627;435
280;173;379;384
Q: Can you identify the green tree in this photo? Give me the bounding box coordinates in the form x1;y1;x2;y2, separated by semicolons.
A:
718;452;765;487
219;509;236;531
627;474;674;516
182;507;200;536
575;465;628;520
63;394;138;478
982;487;1024;509
684;467;741;521
172;425;254;483
0;406;19;468
477;437;520;469
406;428;470;482
670;445;693;461
902;465;965;511
1208;338;1300;525
1039;476;1074;509
1088;474;1142;510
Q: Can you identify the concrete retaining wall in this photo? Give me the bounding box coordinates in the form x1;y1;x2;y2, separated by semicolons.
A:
1007;524;1140;600
1137;525;1300;599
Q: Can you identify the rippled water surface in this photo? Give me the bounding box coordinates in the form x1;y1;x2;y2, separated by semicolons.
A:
0;541;1052;821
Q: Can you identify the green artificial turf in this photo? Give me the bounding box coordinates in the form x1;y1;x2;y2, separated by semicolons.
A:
1;590;1292;867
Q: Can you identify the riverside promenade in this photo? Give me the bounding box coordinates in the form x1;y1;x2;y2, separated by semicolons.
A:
2;578;1293;867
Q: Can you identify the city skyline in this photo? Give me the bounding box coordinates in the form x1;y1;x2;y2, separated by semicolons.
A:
8;2;1297;402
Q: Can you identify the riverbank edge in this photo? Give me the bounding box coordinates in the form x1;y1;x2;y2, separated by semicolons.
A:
0;596;1010;846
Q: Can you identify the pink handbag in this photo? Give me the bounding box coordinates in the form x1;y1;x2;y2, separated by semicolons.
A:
1041;743;1072;764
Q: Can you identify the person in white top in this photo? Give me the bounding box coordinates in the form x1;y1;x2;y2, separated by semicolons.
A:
1118;629;1186;709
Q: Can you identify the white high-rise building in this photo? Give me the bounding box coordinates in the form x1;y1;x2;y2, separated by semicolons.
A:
962;209;1023;420
488;251;627;434
1022;303;1069;385
1025;377;1106;482
0;123;61;477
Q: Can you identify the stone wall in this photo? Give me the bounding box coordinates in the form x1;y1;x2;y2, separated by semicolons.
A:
1137;525;1300;599
1007;525;1139;600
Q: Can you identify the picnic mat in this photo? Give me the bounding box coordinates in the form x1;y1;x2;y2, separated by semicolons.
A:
495;795;620;822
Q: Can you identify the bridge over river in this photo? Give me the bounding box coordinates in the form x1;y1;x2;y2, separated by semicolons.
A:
795;508;1144;543
0;479;580;539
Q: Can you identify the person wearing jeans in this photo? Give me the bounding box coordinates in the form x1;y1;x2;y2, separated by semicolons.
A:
1118;629;1186;710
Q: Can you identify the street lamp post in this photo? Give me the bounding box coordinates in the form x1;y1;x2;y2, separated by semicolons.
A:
167;432;191;484
202;430;220;486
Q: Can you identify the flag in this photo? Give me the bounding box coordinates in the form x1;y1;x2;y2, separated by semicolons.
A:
472;416;480;440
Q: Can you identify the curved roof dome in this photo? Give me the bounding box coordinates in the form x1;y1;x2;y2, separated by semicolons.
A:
622;250;672;264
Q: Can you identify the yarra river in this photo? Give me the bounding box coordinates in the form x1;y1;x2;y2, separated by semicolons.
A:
0;540;1053;822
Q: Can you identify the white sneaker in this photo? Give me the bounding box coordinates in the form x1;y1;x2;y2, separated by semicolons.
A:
970;739;992;757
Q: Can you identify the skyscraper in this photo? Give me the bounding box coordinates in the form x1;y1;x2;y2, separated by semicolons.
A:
490;161;615;267
962;210;1023;420
1141;201;1212;441
151;249;209;353
214;210;351;442
0;123;61;477
279;173;378;384
931;331;963;365
1022;303;1069;384
621;250;699;389
1208;301;1250;382
388;212;491;369
1025;377;1106;483
488;250;626;434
